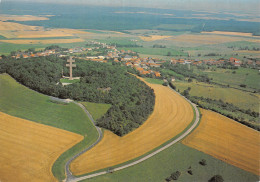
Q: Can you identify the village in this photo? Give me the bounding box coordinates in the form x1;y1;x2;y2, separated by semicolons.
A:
4;41;259;79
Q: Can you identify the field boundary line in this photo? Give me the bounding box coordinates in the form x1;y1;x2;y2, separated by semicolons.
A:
67;86;200;182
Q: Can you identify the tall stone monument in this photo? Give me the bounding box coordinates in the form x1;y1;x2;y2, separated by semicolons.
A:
66;56;76;80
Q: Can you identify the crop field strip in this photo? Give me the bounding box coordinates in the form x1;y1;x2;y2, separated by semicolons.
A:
70;80;194;175
182;109;260;175
0;74;99;180
0;112;83;182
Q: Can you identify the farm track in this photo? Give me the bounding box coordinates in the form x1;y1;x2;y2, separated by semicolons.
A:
65;84;200;182
65;102;103;182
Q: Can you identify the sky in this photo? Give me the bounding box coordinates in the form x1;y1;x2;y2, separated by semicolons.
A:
1;0;260;13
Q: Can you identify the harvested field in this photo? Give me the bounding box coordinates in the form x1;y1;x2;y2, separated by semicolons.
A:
139;35;171;41
182;109;260;175
70;79;194;175
201;31;254;37
169;34;260;45
0;38;85;44
0;14;49;21
0;21;90;38
0;112;83;182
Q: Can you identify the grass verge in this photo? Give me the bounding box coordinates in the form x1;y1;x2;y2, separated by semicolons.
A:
0;74;102;181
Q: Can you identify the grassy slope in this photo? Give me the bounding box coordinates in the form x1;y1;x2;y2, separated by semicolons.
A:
120;47;187;56
60;78;80;83
194;67;260;91
0;74;99;181
144;78;164;85
81;143;257;182
0;41;87;55
81;102;111;121
174;81;259;112
161;69;185;79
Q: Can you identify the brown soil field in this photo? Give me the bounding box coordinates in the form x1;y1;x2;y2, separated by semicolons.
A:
182;109;260;175
0;38;85;44
0;14;49;21
0;112;83;182
169;34;259;45
70;79;194;175
139;35;172;41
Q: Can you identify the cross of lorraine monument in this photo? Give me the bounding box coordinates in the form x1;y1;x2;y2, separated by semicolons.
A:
66;56;76;80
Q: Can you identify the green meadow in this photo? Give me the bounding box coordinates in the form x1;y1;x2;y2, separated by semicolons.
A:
0;74;109;181
81;143;257;182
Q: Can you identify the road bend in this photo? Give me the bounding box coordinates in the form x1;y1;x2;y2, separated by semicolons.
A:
65;87;200;182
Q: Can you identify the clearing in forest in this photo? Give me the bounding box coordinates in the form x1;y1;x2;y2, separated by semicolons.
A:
182;109;260;175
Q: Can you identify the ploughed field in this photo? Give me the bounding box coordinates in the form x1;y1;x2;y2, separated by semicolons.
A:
70;80;194;175
0;112;83;182
182;109;260;175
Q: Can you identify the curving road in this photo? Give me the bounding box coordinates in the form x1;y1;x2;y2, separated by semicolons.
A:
64;86;200;182
65;102;103;182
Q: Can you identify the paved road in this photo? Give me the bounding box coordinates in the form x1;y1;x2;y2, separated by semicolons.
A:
65;102;103;182
65;87;200;182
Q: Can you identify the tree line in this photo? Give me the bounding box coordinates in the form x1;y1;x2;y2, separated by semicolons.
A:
0;55;155;136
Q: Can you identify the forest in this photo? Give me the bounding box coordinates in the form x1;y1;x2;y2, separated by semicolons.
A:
0;55;155;136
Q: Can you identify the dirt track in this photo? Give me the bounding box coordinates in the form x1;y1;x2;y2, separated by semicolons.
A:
70;81;194;175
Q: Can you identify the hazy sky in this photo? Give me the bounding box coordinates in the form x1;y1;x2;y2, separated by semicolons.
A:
2;0;260;12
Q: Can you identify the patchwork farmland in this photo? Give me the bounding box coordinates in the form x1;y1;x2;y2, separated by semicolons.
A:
0;112;83;182
182;109;260;175
70;80;194;175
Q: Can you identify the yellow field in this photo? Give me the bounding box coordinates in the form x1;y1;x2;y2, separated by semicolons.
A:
182;109;260;175
201;31;253;37
169;34;260;45
0;112;83;182
0;21;90;38
139;35;172;41
0;14;49;21
70;80;194;175
0;38;85;44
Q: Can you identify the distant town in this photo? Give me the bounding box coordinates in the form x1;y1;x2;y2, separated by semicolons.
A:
2;41;259;79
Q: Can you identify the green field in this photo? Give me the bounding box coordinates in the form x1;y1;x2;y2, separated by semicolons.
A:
194;67;260;91
153;24;195;30
174;81;259;112
81;102;111;121
60;78;81;84
0;41;87;55
0;74;102;181
81;143;257;182
145;78;164;85
161;69;185;79
120;47;188;56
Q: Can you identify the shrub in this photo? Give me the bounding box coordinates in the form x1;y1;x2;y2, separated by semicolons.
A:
165;176;172;182
187;170;193;175
171;171;181;180
163;82;169;86
199;159;207;166
208;175;224;182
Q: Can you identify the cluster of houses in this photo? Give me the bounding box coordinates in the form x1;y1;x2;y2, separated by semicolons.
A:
5;40;259;78
82;42;162;77
170;57;243;67
115;56;162;77
12;49;57;59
